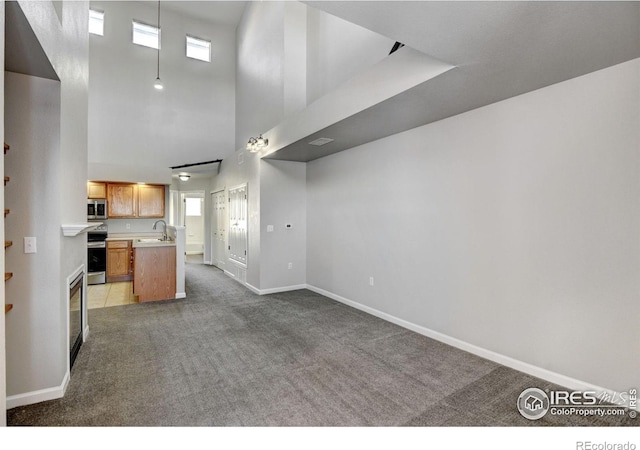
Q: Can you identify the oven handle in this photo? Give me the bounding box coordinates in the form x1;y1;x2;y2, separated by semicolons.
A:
87;242;106;248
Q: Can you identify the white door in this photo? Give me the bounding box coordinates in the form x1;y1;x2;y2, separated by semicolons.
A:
228;184;247;266
211;190;226;269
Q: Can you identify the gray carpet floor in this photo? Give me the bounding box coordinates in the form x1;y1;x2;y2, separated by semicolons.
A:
6;259;636;426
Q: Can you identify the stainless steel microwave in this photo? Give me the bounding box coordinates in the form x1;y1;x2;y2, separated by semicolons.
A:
88;199;107;220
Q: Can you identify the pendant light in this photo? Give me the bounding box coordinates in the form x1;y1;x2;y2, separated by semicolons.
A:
153;0;163;90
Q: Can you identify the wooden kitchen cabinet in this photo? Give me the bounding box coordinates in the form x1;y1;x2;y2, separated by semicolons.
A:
87;181;107;199
133;246;176;302
106;240;133;282
107;183;137;218
105;182;165;218
137;184;165;218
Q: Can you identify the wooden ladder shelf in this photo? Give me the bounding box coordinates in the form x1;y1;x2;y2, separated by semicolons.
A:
5;142;12;313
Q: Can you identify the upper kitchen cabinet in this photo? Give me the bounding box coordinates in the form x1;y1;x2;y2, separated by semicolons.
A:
87;181;107;199
104;182;166;219
137;184;165;218
107;183;137;218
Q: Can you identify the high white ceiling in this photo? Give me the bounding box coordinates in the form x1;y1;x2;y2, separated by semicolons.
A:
8;1;639;172
140;0;247;28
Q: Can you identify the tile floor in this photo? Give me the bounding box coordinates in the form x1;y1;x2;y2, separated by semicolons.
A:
87;282;138;309
87;254;204;310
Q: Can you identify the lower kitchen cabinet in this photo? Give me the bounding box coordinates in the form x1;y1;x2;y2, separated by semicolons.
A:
133;246;176;302
106;240;133;283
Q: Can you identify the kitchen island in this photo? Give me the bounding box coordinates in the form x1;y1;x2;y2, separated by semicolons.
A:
106;225;186;303
133;239;176;302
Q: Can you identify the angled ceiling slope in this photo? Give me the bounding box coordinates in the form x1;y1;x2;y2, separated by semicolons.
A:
263;46;455;161
264;1;640;162
5;1;59;81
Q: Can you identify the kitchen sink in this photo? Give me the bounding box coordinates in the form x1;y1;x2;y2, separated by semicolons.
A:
133;238;175;247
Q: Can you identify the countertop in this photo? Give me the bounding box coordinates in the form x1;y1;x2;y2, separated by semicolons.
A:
106;233;176;248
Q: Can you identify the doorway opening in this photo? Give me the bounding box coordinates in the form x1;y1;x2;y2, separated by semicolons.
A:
180;191;205;262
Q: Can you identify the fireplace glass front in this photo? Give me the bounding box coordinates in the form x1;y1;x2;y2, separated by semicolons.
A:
69;272;83;368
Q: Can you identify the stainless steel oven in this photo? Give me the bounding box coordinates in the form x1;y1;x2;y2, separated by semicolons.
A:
88;224;107;285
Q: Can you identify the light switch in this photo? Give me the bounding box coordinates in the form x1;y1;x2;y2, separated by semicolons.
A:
24;237;37;254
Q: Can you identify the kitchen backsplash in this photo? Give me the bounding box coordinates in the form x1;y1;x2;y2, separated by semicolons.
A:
104;218;170;234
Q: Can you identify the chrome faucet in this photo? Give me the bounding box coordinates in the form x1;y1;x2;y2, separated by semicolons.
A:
152;220;168;241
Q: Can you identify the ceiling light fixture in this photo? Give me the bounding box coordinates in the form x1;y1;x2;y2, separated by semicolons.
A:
178;174;190;181
153;0;163;90
246;134;268;153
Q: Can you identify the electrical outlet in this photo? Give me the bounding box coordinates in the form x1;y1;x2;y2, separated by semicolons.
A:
369;277;374;286
267;225;274;232
288;262;293;269
126;223;131;230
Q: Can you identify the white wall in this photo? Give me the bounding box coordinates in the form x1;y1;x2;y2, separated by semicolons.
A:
88;1;236;177
5;72;63;397
235;1;285;148
216;1;392;292
307;58;640;393
306;6;394;105
4;0;89;406
260;160;307;291
215;0;295;288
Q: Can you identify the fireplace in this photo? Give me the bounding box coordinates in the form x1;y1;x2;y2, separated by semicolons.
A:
69;272;84;368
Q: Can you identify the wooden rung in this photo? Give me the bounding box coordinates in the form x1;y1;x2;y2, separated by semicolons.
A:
4;176;9;185
4;304;12;313
5;272;13;281
4;142;9;154
5;241;12;249
4;209;9;217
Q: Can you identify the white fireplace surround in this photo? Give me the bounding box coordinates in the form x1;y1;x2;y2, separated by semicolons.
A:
5;264;90;409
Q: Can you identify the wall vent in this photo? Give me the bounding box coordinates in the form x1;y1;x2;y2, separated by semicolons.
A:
308;137;334;146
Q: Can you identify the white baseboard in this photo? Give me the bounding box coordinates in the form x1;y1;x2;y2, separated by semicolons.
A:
223;269;235;279
203;260;212;265
7;370;69;409
175;292;186;299
246;283;308;296
305;284;633;408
